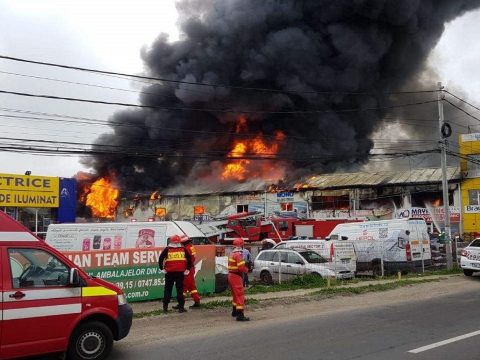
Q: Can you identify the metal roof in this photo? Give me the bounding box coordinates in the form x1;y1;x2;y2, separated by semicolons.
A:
303;167;460;190
162;166;461;196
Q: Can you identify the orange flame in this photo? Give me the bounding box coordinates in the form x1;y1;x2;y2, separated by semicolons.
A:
222;117;286;181
83;177;119;219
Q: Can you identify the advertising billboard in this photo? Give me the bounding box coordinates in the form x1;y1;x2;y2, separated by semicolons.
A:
45;222;216;301
0;173;59;207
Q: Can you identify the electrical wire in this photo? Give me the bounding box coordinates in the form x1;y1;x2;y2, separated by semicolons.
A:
0;54;441;96
0;89;439;115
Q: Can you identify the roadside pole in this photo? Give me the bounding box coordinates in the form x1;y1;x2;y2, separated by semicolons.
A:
279;255;282;284
381;241;385;277
438;82;453;270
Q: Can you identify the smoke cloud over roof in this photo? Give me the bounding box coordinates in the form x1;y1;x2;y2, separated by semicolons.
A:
82;0;480;193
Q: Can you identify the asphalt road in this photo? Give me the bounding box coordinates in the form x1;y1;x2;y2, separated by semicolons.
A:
112;277;480;360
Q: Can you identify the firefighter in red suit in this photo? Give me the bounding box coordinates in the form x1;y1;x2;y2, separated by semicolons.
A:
158;234;192;313
228;238;250;321
180;235;201;308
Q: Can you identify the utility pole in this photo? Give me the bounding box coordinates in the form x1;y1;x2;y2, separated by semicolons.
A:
438;82;453;270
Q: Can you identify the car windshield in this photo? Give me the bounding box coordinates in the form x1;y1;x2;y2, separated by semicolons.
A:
470;239;480;247
299;251;327;263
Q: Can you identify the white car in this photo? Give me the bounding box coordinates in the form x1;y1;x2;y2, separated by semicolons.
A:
252;249;354;284
460;238;480;276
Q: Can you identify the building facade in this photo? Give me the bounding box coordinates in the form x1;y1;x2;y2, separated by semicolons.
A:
459;133;480;238
115;167;462;236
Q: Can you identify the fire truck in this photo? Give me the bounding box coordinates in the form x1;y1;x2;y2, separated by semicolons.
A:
197;212;362;243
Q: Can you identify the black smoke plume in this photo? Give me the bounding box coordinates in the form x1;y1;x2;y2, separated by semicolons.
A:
82;0;480;193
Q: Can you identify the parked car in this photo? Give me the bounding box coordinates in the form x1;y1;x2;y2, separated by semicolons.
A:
252;249;354;284
460;238;480;276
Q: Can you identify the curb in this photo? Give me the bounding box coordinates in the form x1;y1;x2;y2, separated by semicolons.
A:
130;274;460;316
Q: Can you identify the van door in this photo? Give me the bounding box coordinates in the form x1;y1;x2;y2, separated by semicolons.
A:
285;252;306;279
407;223;423;262
1;247;82;358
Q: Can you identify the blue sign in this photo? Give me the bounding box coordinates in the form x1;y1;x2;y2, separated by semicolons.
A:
57;178;77;223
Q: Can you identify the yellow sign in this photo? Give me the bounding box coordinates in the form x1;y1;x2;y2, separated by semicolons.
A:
0;173;59;207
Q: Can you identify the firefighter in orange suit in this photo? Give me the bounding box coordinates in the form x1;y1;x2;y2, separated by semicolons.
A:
178;235;201;308
158;234;192;313
228;238;250;321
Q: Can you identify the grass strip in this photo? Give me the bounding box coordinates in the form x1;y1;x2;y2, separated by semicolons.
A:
310;278;440;297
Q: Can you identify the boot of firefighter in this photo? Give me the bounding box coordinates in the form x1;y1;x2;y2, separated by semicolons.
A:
231;306;238;317
236;311;250;322
189;302;201;309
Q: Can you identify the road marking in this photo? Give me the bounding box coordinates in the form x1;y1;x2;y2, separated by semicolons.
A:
408;330;480;354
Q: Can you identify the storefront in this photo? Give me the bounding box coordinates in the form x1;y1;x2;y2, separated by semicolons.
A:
459;133;480;238
0;172;77;235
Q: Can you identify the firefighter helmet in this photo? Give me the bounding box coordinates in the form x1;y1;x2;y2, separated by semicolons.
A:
169;234;182;244
233;238;244;247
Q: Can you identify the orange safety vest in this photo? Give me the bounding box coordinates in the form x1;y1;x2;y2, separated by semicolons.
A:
164;247;188;272
228;250;248;274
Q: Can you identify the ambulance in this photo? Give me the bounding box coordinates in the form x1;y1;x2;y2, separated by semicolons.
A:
0;210;133;360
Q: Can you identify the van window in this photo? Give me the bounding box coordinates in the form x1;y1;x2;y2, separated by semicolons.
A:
276;243;286;249
258;251;275;261
300;251;327;264
287;253;303;264
470;239;480;247
8;248;69;288
278;251;288;263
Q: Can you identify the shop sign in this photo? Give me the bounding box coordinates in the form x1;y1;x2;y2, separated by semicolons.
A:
276;191;294;202
0;173;59;207
461;133;480;142
465;205;480;214
396;207;460;223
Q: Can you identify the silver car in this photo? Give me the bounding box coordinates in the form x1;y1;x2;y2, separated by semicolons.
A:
460;238;480;276
252;249;354;284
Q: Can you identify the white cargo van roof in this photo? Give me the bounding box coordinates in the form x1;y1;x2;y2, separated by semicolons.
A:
174;221;207;238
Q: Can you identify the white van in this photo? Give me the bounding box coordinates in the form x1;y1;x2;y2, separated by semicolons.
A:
274;239;357;273
328;218;431;275
45;221;208;252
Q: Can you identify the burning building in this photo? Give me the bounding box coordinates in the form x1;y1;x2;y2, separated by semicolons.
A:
76;1;480;221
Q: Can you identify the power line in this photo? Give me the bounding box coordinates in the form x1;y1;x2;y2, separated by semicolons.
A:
0;54;440;96
0;89;439;115
446;91;480;113
444;99;480;124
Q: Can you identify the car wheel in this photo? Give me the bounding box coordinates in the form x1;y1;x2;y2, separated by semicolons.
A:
464;269;474;277
310;272;322;279
260;270;273;285
68;321;113;360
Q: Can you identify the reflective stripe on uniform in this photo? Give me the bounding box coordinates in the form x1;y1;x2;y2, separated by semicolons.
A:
82;286;117;297
237;261;245;266
3;303;82;320
191;290;198;294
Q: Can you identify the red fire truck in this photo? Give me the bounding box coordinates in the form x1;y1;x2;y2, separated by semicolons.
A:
0;211;132;360
198;212;362;243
